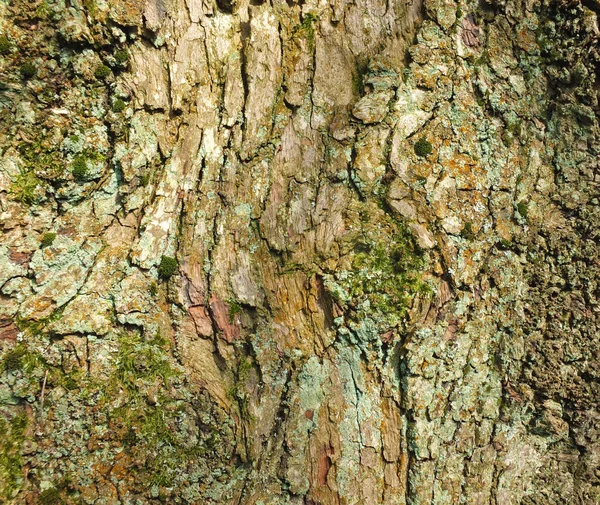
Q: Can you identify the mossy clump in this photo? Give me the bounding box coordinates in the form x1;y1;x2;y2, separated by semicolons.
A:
71;155;89;180
2;346;28;372
325;217;429;329
460;222;475;240
516;201;529;219
414;137;433;157
10;171;42;205
139;172;150;187
0;413;28;501
20;61;36;79
228;299;242;323
0;35;11;54
94;64;111;80
158;256;178;279
149;282;158;297
112;98;126;113
38;488;61;505
114;49;129;65
40;232;56;248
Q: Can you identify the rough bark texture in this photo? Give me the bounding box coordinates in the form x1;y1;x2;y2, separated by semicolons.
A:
1;0;600;503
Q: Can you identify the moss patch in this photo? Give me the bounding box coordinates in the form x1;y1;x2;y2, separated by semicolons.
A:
94;64;111;80
158;256;178;279
20;61;36;79
414;137;433;157
0;412;28;501
40;232;56;248
10;171;43;205
0;35;11;54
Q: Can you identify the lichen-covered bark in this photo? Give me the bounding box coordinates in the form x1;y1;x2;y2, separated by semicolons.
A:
1;0;599;503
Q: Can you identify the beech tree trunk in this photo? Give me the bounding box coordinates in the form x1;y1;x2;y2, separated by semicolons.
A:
1;0;600;503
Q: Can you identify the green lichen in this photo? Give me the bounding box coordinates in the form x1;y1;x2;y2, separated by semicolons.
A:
158;256;178;279
414;137;433;157
40;232;56;248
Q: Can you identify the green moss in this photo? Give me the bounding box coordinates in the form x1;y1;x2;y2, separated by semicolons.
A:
326;218;429;329
94;64;111;80
10;171;42;205
114;49;129;65
71;155;89;180
158;256;178;279
460;222;475;240
38;488;61;505
226;357;254;421
0;35;11;54
112;98;126;113
2;346;28;372
139;172;150;186
20;61;36;79
83;0;98;17
0;413;27;501
517;201;529;219
228;299;242;323
352;60;369;96
414;137;433;157
40;232;56;248
300;12;318;49
149;282;158;297
97;331;213;488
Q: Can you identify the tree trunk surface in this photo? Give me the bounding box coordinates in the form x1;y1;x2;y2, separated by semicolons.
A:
1;0;599;503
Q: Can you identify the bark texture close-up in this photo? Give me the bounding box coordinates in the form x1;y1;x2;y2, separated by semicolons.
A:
1;0;600;503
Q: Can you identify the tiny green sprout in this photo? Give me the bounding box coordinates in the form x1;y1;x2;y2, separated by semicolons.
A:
20;61;36;79
414;137;433;157
112;99;126;113
40;232;56;248
0;35;11;54
114;49;129;65
158;256;178;280
72;155;89;180
94;64;111;80
149;282;158;297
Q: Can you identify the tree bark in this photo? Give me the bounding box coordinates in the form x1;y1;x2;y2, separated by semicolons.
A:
0;0;599;503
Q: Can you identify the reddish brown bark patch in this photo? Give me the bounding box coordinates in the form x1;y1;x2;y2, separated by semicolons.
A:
8;249;32;265
189;305;213;337
209;295;240;343
0;319;19;341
